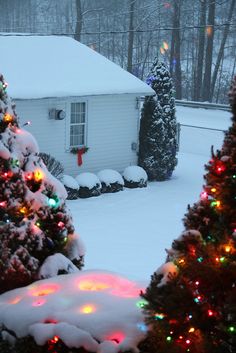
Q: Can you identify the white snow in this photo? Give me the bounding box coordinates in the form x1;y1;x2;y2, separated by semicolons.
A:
76;172;101;189
0;270;146;353
123;166;148;183
63;174;80;190
0;106;232;351
155;262;179;287
0;35;154;99
67;107;231;280
97;170;124;186
39;253;80;279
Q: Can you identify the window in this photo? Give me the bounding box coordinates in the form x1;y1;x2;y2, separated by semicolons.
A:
70;102;86;147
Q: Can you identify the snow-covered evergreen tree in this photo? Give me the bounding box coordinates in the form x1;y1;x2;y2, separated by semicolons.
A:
138;60;178;181
0;74;84;294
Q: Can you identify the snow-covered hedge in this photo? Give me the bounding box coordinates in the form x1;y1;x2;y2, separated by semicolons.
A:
62;175;80;200
123;166;147;188
76;172;101;198
0;270;146;353
97;169;124;193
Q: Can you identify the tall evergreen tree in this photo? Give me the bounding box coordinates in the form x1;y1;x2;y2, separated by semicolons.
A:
0;74;84;294
140;78;236;353
138;60;178;181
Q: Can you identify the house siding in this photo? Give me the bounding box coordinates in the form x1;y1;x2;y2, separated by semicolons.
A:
15;94;139;177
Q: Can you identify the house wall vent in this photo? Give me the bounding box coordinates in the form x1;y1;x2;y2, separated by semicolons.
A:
49;109;66;120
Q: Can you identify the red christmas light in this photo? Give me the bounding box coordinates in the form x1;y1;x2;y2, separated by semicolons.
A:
214;161;226;175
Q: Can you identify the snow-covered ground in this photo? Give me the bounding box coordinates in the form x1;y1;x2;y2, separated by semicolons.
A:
68;106;231;281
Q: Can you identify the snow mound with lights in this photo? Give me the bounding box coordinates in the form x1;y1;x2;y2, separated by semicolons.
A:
0;270;147;353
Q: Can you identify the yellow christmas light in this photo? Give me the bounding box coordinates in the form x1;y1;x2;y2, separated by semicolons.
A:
3;113;13;123
188;327;195;333
34;170;43;182
211;187;216;193
80;304;96;314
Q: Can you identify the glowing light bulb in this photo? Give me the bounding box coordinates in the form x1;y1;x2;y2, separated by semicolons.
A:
186;339;191;345
228;326;235;333
58;221;65;228
166;336;172;342
211;187;216;193
163;41;169;50
80;304;96;314
155;313;165;320
200;191;208;200
206;26;213;36
19;206;27;214
224;245;231;253
3;113;13;123
160;47;166;55
208;310;214;316
136;300;147;308
188;327;195;333
34;170;43;182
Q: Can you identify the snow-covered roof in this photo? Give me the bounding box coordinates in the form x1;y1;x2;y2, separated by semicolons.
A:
0;34;154;99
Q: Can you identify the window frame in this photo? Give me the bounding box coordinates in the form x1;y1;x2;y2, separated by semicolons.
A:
67;100;88;151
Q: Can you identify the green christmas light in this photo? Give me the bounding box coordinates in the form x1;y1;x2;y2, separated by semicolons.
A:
166;336;172;342
136;300;147;308
220;257;225;263
197;257;203;263
228;326;235;333
47;195;60;208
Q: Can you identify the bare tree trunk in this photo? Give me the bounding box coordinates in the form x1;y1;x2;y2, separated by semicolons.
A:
202;0;215;101
170;0;182;99
74;0;82;42
193;0;207;101
127;0;136;73
210;0;236;101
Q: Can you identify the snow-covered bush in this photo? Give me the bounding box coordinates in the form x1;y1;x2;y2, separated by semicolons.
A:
0;270;146;353
39;152;64;181
63;174;80;200
76;172;101;198
123;166;147;188
97;169;124;193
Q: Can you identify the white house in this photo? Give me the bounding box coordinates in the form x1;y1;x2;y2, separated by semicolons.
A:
0;35;154;176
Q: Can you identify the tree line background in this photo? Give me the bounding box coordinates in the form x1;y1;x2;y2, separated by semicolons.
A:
0;0;235;103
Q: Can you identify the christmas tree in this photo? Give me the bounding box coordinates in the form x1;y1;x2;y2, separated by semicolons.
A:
0;74;84;294
140;78;236;353
138;60;178;181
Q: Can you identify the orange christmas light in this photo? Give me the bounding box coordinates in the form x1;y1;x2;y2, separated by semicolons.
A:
3;113;13;123
206;26;213;36
30;283;60;297
19;206;27;214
